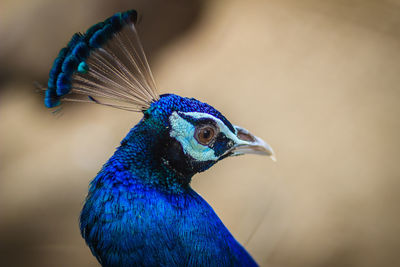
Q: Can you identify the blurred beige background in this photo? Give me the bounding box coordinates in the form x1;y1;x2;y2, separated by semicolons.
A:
1;0;400;266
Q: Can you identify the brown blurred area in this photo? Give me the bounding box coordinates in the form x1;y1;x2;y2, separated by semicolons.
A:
1;0;400;266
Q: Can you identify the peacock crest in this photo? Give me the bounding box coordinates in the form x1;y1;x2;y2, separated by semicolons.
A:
45;10;159;112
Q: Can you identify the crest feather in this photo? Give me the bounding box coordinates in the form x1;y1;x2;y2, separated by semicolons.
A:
44;10;159;112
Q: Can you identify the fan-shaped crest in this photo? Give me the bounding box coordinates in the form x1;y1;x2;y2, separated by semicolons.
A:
45;10;159;112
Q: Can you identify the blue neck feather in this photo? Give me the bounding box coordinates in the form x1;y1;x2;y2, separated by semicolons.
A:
79;95;257;266
44;7;261;264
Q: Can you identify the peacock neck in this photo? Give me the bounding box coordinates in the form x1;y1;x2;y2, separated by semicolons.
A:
104;116;194;194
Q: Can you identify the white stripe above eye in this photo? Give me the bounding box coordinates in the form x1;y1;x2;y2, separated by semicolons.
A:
181;112;248;146
169;111;249;161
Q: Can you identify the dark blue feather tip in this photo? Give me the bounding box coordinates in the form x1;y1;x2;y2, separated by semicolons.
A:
44;10;138;108
44;89;60;108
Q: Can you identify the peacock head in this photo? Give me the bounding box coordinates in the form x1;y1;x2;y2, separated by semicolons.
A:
141;94;275;178
43;10;275;184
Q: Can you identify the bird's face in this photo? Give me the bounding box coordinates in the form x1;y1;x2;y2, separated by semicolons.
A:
146;94;275;178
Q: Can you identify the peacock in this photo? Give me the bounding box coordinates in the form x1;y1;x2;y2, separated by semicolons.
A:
44;10;275;267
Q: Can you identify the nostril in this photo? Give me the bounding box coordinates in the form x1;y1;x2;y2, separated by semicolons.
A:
237;128;256;142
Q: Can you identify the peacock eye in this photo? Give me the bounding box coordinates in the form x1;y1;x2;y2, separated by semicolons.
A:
195;125;218;145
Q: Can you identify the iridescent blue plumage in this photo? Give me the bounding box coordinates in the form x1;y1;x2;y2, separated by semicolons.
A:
45;10;138;108
44;10;275;267
80;94;258;266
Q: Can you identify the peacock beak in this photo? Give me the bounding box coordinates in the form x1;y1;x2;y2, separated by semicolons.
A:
230;126;276;161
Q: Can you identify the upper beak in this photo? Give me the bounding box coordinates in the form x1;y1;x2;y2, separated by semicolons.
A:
230;126;276;161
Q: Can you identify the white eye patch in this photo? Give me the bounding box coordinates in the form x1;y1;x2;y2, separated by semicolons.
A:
169;112;217;161
168;111;248;161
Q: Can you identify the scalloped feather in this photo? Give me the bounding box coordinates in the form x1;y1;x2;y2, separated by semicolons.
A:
44;10;159;112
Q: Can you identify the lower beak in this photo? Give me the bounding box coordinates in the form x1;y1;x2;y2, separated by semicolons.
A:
230;126;276;161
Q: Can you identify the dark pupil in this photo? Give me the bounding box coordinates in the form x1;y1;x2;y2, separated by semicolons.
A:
201;128;211;140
